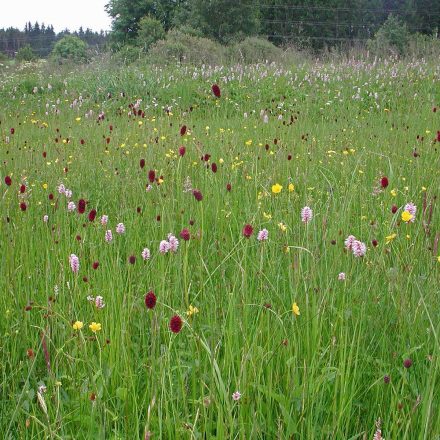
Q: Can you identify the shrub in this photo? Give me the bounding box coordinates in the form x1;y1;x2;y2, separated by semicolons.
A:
51;35;88;63
148;29;225;65
228;37;283;63
137;16;165;51
16;45;36;62
368;15;410;56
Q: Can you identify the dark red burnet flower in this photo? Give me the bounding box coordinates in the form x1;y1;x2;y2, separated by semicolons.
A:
193;189;203;201
372;239;378;247
384;375;390;384
78;199;86;214
20;202;27;211
92;261;99;270
242;224;254;238
179;146;186;156
140;158;145;169
4;176;12;186
180;125;187;136
226;183;231;192
403;358;412;369
88;209;97;222
433;106;437;113
43;151;47;158
145;290;157;309
211;162;217;173
148;170;155;183
391;205;398;214
20;184;26;193
169;315;183;333
80;139;85;145
380;176;389;188
437;131;440;142
128;255;136;265
48;193;54;200
10;128;15;135
211;84;221;98
180;228;190;241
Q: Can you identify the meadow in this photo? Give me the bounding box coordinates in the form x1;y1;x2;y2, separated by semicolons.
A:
0;57;439;439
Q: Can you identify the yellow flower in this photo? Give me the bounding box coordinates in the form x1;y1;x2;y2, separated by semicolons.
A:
186;305;199;317
385;233;397;244
42;183;48;190
89;322;101;333
72;321;83;330
390;189;397;197
437;256;440;263
401;211;413;223
75;117;81;122
292;302;300;316
272;183;283;194
263;212;272;220
288;183;295;192
245;139;252;146
278;222;287;232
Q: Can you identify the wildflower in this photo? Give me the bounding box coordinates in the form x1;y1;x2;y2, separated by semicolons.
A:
65;189;72;198
88;209;97;222
403;358;412;368
193;189;203;201
179;146;186;156
105;230;113;243
344;235;356;250
128;255;136;264
116;223;125;234
372;239;378;247
67;201;76;212
352;240;367;257
380;176;389;188
89;322;102;333
401;211;413;223
338;272;346;280
404;202;416;222
142;248;151;260
385;233;397;244
43;215;49;223
101;215;108;226
180;125;187;136
226;183;231;192
211;84;221;98
140;158;145;169
4;175;13;186
78;199;86;214
148;170;155;183
257;229;269;241
168;234;179;252
288;183;295;192
278;222;287;232
232;391;242;401
72;321;83;330
92;261;99;270
159;240;170;254
145;291;157;309
390;189;397;197
20;202;27;211
301;206;313;223
242;224;254;238
20;184;26;193
95;296;105;309
391;204;398;214
187;304;199;317
169;315;183;333
146;184;152;192
69;254;80;273
180;228;190;241
384;375;390;384
292;302;300;316
272;183;283;194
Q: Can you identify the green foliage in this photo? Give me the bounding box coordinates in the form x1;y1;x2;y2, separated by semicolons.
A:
136;15;165;51
51;35;89;62
368;15;410;55
148;29;225;64
16;45;36;62
228;37;283;64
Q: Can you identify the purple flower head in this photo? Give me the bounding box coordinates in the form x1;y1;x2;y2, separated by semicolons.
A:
257;229;269;241
352;240;367;257
100;215;108;226
404;202;416;222
67;201;76;212
301;206;313;224
116;223;125;234
168;233;179;253
141;248;151;260
105;229;113;243
69;254;80;273
95;295;105;309
344;235;356;250
338;272;346;280
159;240;170;254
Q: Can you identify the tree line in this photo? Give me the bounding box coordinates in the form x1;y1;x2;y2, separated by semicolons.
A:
106;0;440;48
0;22;108;57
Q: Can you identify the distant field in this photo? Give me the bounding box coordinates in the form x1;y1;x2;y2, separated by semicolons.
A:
1;58;439;439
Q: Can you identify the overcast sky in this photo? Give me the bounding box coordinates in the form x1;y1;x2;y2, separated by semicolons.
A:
0;0;112;32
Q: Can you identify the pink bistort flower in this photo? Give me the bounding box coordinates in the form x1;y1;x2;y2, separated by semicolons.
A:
301;206;313;223
257;229;269;241
352;240;367;257
69;254;79;273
